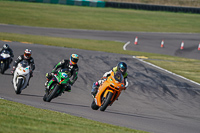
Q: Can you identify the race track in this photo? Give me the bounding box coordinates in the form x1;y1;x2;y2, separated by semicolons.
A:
0;25;200;133
1;24;200;60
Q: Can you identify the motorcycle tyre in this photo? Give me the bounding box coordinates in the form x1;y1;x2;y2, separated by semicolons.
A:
15;79;22;94
46;85;59;102
0;63;5;74
91;100;99;110
43;93;47;102
100;92;113;111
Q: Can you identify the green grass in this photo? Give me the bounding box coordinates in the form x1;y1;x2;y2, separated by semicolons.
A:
0;99;147;133
0;1;200;33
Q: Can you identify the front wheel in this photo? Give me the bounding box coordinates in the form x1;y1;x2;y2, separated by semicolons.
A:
0;63;5;74
43;93;47;101
91;100;99;110
46;85;60;102
15;79;23;94
100;92;113;111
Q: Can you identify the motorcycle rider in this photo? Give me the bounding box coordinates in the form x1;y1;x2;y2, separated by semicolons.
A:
45;54;79;92
11;49;35;85
91;62;128;97
0;44;14;66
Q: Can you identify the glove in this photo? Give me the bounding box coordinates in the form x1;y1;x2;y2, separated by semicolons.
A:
45;73;49;78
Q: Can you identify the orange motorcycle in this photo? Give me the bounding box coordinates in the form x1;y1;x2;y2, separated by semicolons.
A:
91;71;126;111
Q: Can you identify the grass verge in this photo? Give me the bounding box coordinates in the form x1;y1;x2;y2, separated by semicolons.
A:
0;1;200;33
0;99;147;133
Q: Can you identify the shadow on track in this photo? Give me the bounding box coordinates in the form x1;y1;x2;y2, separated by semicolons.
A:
1;73;12;76
105;110;158;120
20;93;43;98
52;101;90;108
129;62;200;99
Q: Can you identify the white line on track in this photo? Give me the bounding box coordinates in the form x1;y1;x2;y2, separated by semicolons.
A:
123;41;130;50
133;56;200;87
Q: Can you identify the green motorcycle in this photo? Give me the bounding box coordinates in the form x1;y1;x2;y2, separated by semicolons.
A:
43;68;70;102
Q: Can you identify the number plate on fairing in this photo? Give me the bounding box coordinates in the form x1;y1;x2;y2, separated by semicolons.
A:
62;73;68;78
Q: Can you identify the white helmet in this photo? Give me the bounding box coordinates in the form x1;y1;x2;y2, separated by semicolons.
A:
3;44;9;49
24;49;32;59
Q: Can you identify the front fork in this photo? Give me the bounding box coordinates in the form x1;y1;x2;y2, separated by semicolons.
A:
0;60;3;68
47;79;54;90
103;89;119;106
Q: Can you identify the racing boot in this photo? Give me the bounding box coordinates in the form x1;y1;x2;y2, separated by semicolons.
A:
91;82;99;98
44;81;48;88
27;72;33;86
44;80;50;93
45;79;52;93
44;73;51;89
64;85;71;92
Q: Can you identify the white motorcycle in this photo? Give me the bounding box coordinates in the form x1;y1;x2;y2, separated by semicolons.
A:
13;60;30;94
0;50;11;74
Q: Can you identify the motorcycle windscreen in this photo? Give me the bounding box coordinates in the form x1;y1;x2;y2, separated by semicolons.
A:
114;71;124;83
19;60;29;68
1;50;10;55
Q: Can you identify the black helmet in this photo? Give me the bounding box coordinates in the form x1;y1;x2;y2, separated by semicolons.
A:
3;44;9;49
117;62;127;75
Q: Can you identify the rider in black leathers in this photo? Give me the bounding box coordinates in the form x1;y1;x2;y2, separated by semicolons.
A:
11;49;35;85
45;54;79;92
0;44;14;65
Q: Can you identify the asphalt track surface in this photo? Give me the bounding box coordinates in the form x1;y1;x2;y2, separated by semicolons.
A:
0;24;200;133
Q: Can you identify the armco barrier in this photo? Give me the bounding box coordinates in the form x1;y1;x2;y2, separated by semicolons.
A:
14;0;105;7
14;0;200;13
105;2;200;14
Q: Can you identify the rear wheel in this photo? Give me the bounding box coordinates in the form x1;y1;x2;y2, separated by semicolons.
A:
46;85;59;102
15;79;23;94
100;92;113;111
91;100;99;110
